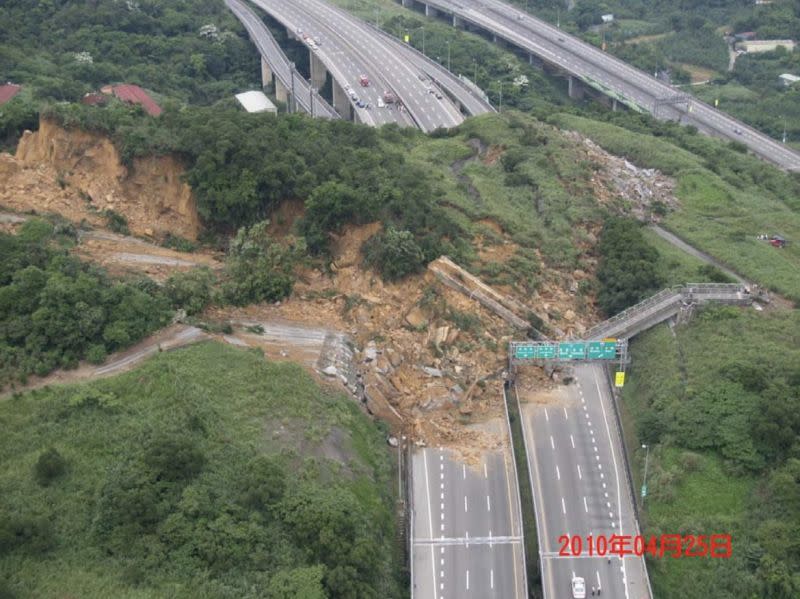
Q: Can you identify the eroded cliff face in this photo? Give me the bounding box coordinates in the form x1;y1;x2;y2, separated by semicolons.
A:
4;118;200;239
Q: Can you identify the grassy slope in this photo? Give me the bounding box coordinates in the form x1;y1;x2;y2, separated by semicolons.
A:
0;342;400;598
622;308;800;598
551;113;800;299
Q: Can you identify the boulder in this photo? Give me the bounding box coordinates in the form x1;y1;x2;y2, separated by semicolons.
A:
404;306;428;328
422;366;443;378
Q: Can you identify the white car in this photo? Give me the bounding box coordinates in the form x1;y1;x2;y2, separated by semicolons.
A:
572;576;586;599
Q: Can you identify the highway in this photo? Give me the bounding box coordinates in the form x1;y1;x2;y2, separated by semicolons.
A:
252;0;465;131
518;364;651;599
411;446;526;599
251;0;412;127
225;0;339;118
413;0;800;171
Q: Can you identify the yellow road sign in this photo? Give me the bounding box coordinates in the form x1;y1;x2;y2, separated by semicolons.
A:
404;34;410;43
615;371;626;387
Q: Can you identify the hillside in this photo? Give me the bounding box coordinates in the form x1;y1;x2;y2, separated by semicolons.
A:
0;342;402;599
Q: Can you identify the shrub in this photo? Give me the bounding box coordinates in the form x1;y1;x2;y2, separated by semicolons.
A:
34;447;67;486
85;343;107;364
104;210;130;235
362;228;425;281
163;268;215;315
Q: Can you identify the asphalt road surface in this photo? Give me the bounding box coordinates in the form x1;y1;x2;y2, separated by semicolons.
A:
225;0;338;118
412;447;526;599
252;0;463;131
519;364;651;599
418;0;800;170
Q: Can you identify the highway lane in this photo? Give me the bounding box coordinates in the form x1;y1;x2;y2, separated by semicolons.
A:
412;446;526;599
290;0;464;131
519;364;651;599
360;21;494;116
416;0;800;170
252;0;412;127
225;0;339;118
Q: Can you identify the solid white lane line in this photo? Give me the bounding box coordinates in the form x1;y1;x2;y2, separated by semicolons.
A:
484;463;488;478
466;569;469;590
487;495;491;511
463;464;466;479
465;496;468;512
422;450;439;599
491;569;494;589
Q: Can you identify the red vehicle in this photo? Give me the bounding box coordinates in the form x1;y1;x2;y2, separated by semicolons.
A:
359;74;370;87
382;90;397;103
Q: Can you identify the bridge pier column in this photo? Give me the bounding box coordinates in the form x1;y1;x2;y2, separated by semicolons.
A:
528;54;542;69
401;0;414;7
310;51;327;90
425;4;436;18
568;75;585;100
332;79;353;120
261;56;273;90
275;78;289;106
612;98;618;112
453;15;464;28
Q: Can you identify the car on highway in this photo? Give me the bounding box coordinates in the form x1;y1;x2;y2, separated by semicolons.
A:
571;576;586;599
359;74;370;87
377;98;385;108
558;36;565;42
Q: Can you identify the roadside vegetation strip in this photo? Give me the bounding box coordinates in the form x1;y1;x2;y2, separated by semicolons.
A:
504;382;542;597
620;308;800;598
0;341;404;599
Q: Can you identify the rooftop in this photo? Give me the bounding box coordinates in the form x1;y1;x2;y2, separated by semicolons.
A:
235;90;277;113
0;83;22;106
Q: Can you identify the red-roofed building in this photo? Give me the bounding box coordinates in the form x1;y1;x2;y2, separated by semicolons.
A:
81;92;108;107
0;83;22;106
100;84;162;116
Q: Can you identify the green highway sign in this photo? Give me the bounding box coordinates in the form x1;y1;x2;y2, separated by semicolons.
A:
513;339;618;362
588;341;617;360
515;345;534;359
559;342;585;360
535;344;556;359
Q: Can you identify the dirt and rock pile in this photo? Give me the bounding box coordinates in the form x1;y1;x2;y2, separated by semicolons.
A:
2;118;200;239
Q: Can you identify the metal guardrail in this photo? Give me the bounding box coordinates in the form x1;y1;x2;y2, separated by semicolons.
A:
501;382;529;598
226;0;339;118
584;283;749;340
601;365;655;599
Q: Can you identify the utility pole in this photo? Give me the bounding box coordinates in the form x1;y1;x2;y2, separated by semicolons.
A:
783;115;787;144
498;80;503;112
641;444;650;505
446;40;451;72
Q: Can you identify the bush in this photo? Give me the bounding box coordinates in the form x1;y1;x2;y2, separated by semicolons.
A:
104;210;129;235
85;343;107;364
363;228;426;281
222;222;303;306
34;447;67;486
163;268;215;315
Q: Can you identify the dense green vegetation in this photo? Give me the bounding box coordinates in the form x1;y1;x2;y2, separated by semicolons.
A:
0;219;170;386
622;308;800;598
551;112;800;300
596;218;664;316
0;0;258;102
0;342;402;598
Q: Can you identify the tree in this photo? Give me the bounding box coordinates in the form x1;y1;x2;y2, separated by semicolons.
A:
363;228;426;281
34;447;67;486
223;222;304;306
266;566;326;599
